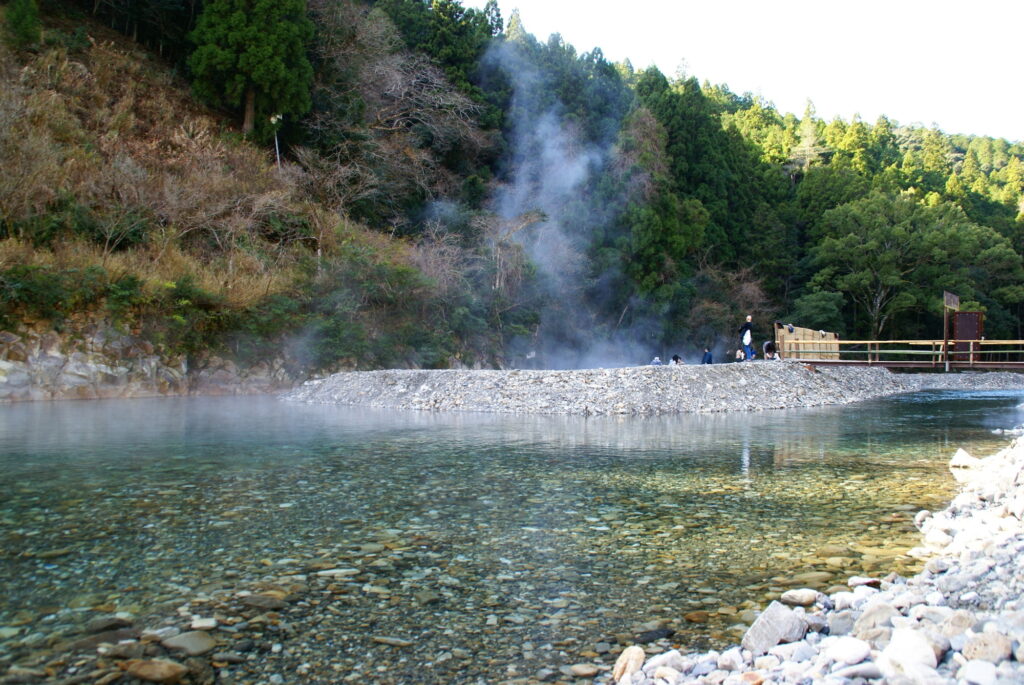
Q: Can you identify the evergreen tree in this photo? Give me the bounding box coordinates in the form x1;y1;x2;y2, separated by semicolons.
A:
4;0;41;50
188;0;314;137
504;8;529;43
789;101;827;171
868;116;899;170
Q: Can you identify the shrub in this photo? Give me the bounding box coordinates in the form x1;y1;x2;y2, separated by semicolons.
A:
43;26;90;53
0;263;107;329
3;194;97;248
4;0;41;51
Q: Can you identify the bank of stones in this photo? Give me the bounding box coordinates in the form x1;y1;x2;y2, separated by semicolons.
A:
594;436;1024;685
282;362;1024;415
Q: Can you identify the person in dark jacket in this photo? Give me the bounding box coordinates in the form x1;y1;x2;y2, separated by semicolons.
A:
739;315;754;360
701;348;713;364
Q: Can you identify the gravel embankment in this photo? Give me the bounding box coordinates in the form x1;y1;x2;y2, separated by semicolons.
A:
282;362;1024;415
595;435;1024;685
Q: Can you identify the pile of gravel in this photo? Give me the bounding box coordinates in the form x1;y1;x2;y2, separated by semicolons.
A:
282;363;1024;416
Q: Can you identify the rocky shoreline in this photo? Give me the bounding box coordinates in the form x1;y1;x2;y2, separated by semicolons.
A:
0;325;297;402
588;435;1024;685
283;362;1024;415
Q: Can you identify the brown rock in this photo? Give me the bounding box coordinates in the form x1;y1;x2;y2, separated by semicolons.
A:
124;659;188;684
962;631;1012;663
241;594;286;610
740;672;765;685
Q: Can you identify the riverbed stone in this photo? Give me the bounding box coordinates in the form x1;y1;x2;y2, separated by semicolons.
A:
779;589;817;607
161;631;217;656
612;645;645;683
853;601;899;634
823;636;870;665
125;658;188;683
568;663;598;677
962;631;1013;662
741;601;806;655
959;659;998;685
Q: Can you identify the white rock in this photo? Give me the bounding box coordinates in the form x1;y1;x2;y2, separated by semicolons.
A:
831;591;858;611
831;662;883;679
741;601;807;655
316;568;359;577
780;588;818;607
824;636;870;665
878;628;938;676
950;448;982;482
716;646;744;671
642;649;686;674
652;666;680;681
958;659;998;685
924;527;954;549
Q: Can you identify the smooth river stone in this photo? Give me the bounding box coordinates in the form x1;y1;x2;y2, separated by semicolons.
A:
824;636;871;665
958;660;998;685
569;664;599;677
125;658;188;684
779;589;817;607
789;571;833;585
161;631;217;656
816;544;852;557
241;594;286;610
879;628;938;674
612;645;645;683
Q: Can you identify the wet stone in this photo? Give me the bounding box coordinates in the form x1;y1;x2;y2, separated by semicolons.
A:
161;630;217;656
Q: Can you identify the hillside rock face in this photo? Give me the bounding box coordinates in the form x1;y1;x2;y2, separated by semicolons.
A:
283;363;1024;415
0;325;296;402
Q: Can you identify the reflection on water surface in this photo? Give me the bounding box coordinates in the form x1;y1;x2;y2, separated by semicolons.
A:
0;390;1021;680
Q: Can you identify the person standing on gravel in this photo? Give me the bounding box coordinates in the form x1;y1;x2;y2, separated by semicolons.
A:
739;315;754;361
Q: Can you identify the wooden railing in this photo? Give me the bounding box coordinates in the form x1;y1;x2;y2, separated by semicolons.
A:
778;339;1024;370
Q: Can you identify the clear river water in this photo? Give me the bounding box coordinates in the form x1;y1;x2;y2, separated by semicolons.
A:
1;390;1023;681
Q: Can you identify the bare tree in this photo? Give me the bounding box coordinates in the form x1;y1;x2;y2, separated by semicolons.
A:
474;211;546;295
301;0;490;222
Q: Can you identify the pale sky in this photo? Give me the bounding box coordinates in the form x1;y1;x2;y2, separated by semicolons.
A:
464;0;1022;142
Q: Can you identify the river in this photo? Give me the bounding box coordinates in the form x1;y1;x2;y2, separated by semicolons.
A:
0;390;1022;681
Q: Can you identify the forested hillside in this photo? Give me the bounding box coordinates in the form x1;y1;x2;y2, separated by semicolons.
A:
2;0;1023;371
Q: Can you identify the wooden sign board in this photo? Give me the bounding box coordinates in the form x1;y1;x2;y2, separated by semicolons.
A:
944;291;960;311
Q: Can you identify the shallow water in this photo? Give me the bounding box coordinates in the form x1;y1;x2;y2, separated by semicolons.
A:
1;390;1022;680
